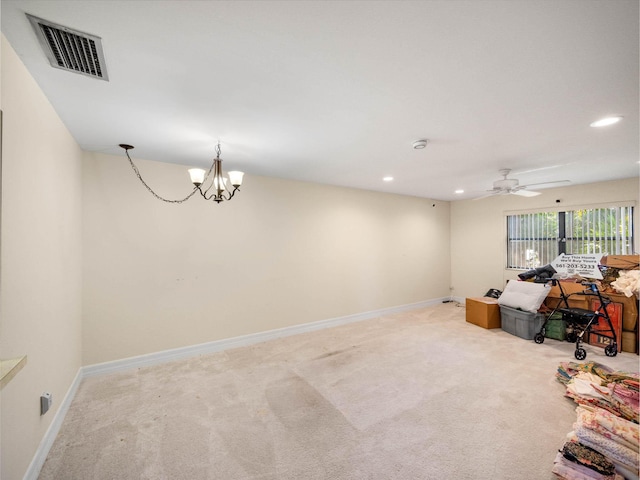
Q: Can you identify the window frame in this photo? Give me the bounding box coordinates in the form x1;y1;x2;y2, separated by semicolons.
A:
504;202;636;270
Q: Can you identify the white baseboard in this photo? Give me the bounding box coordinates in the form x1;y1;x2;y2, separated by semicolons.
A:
83;297;446;377
24;297;446;479
22;368;83;480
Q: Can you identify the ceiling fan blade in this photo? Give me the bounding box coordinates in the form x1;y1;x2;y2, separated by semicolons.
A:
520;180;571;188
514;162;578;176
471;188;509;200
472;194;495;201
512;189;541;197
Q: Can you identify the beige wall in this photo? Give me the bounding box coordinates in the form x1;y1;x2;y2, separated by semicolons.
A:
82;152;451;365
0;36;84;479
2;26;637;480
1;29;450;477
450;178;640;299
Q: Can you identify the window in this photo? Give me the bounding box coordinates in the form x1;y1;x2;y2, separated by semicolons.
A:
507;206;634;269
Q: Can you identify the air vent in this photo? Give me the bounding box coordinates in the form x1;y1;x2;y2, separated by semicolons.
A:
27;14;108;81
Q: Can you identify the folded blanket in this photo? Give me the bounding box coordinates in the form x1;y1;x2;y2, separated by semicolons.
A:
560;440;617;476
558;362;639;386
565;372;640;422
574;425;639;471
553;452;622;480
577;406;639;451
609;383;640;423
566;433;640;480
613;463;640;480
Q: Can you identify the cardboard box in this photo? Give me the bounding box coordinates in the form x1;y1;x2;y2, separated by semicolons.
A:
621;331;638;354
466;297;501;329
601;255;640;270
605;293;638;332
547;281;587;297
545;281;590;310
546;282;637;329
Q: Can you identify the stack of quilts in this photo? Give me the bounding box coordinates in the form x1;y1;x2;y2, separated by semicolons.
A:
554;362;639;480
572;406;639;479
556;362;639;423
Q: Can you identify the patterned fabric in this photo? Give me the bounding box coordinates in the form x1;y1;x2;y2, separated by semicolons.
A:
610;383;640;423
574;424;639;471
557;362;639;388
576;406;639;451
552;452;622;480
561;440;617;476
555;363;640;480
560;366;640;423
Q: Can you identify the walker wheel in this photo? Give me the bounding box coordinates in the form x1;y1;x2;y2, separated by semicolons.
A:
575;348;587;360
534;333;545;344
604;344;618;357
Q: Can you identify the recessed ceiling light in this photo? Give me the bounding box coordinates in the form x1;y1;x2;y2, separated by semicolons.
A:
455;189;464;194
412;139;429;149
383;176;394;182
590;116;623;127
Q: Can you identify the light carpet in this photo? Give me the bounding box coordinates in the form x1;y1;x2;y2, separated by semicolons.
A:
38;303;640;479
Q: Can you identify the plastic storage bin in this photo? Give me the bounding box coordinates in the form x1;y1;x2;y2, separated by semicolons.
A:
500;305;545;340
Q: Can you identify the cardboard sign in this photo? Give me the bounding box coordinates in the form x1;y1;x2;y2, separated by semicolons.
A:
551;253;603;279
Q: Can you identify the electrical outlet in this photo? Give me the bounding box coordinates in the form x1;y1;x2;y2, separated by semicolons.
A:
40;392;52;415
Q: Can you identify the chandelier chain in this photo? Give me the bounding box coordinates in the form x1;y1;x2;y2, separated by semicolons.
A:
124;147;214;203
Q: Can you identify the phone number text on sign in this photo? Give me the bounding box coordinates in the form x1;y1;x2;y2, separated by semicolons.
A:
550;254;603;279
562;263;597;270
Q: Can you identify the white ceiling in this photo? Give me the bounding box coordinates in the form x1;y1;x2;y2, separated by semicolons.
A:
1;0;638;201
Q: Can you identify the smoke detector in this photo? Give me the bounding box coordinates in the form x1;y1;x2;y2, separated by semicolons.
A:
413;139;429;149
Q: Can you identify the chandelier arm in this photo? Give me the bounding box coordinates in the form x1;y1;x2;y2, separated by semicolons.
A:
123;147;200;203
195;185;209;200
202;178;215;197
198;164;218;198
198;188;219;202
225;186;240;201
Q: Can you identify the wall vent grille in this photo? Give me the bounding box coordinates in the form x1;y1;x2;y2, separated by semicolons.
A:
27;14;109;81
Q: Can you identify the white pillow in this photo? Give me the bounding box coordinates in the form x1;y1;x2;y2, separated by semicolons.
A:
498;280;550;313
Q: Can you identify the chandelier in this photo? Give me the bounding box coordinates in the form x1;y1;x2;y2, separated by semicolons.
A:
119;143;244;204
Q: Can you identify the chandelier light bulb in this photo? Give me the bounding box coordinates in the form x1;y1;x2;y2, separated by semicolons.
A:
228;171;244;187
188;168;206;186
213;175;227;191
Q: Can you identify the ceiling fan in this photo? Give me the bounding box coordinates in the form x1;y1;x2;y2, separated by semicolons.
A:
475;169;570;199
